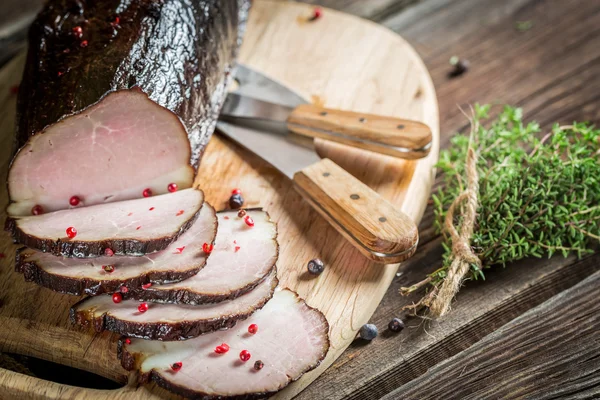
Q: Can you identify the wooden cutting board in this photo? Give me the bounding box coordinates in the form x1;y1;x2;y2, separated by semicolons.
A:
0;1;439;398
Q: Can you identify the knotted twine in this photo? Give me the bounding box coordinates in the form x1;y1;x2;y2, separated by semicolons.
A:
428;146;481;316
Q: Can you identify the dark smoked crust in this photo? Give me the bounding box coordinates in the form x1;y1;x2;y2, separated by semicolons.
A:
13;202;218;296
7;200;203;258
71;272;279;341
118;288;331;400
128;209;279;304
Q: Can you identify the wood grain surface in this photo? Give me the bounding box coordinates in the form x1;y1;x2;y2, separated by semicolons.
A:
296;0;600;399
0;1;439;398
293;158;419;263
383;269;600;399
287;104;432;159
1;0;599;399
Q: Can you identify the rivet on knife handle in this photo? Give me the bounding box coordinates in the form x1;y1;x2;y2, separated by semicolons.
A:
293;158;419;263
287;104;432;160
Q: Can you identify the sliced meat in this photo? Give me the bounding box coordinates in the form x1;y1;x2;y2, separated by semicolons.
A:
8;90;195;216
16;203;217;296
8;188;204;258
131;209;278;304
71;270;278;341
8;0;251;216
119;289;330;399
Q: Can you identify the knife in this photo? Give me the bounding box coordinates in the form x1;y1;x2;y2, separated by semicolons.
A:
216;65;419;264
220;68;432;160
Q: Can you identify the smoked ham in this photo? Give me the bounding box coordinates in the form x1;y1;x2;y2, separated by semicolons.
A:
119;289;330;398
8;188;204;258
130;209;278;304
71;270;278;341
16;203;217;295
8;0;250;216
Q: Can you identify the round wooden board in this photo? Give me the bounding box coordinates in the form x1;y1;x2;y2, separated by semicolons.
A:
0;1;438;399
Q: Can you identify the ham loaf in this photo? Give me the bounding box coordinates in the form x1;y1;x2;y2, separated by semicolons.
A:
8;0;250;216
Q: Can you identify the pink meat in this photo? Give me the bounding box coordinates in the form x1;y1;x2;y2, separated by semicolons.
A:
7;90;194;217
135;209;278;304
9;188;204;258
120;289;330;398
71;270;278;341
16;203;217;295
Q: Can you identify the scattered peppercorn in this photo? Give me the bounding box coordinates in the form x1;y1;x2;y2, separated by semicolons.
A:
239;350;251;362
103;265;115;273
69;196;81;206
202;243;213;254
66;227;77;239
167;183;178;193
171;362;183;371
359;324;378;341
80;40;88;48
125;338;131;344
244;215;255;227
137;302;149;313
72;26;83;38
254;360;264;371
214;343;230;354
237;209;247;218
142;188;152;197
388;318;405;332
142;283;152;289
309;7;322;21
232;188;242;195
120;286;129;294
104;248;114;257
449;56;469;77
229;193;244;209
248;324;258;334
31;205;44;215
112;293;122;303
307;258;324;275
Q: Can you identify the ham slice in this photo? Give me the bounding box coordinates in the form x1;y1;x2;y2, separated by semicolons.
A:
119;289;330;398
131;209;277;304
16;203;217;296
71;270;278;341
7;188;204;258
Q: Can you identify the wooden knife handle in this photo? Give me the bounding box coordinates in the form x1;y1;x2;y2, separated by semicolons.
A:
293;158;418;263
287;104;432;160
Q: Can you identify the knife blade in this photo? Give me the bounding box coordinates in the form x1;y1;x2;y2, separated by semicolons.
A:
220;65;432;160
216;65;419;264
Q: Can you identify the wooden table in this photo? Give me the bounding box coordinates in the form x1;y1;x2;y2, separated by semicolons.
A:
1;0;599;398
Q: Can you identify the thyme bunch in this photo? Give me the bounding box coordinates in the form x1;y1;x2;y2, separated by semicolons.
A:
404;105;600;313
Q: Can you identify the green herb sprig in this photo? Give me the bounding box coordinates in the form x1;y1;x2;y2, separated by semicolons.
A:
403;105;600;312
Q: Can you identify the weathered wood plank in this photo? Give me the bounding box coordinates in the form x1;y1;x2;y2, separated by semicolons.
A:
298;248;600;399
300;0;600;398
383;269;600;399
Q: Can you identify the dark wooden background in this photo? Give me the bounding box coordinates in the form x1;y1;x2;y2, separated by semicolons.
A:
1;0;599;398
